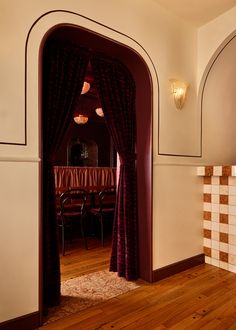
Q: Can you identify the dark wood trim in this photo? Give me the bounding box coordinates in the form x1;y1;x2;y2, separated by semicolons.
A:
158;152;202;157
152;254;205;282
0;312;40;330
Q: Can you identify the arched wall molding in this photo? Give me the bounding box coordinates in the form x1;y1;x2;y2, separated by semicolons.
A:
198;29;236;157
25;10;159;155
0;10;158;157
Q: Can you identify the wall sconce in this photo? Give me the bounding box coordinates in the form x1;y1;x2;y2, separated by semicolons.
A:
169;79;189;110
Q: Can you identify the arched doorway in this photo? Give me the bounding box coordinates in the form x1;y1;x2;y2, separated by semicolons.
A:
41;23;153;311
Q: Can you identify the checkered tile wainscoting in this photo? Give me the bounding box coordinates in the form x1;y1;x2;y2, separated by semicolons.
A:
197;166;236;273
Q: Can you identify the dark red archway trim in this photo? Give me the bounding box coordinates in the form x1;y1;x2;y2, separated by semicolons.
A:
42;24;153;282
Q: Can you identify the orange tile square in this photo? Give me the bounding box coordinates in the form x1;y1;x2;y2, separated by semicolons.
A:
204;246;211;257
220;214;228;224
222;166;232;176
203;176;211;184
204;229;211;239
220;232;229;243
219;251;228;263
205;166;213;176
203;193;211;203
220;177;228;185
203;211;211;221
220;195;228;205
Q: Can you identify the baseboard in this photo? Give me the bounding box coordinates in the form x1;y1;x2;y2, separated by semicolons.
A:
0;311;40;330
152;253;205;282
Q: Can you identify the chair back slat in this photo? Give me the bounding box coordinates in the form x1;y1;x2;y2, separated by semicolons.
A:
60;188;87;214
98;187;116;211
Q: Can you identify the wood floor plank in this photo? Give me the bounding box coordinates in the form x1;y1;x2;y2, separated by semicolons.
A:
41;243;236;329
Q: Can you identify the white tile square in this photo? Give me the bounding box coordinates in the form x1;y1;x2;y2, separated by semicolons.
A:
211;258;220;267
204;203;211;212
229;186;236;196
205;256;211;264
229;205;236;216
213;167;222;176
212;203;220;213
219;261;228;270
204;185;211;194
228;264;236;273
220;186;229;195
232;166;236;177
229;254;236;265
212;185;220;195
229;215;236;225
220;242;228;252
229;195;236;206
204;220;211;230
197;167;205;176
229;245;236;255
204;238;211;248
212;240;220;250
212;222;220;231
229;176;236;184
212;177;219;185
212;212;219;222
219;223;228;233
212;231;219;241
219;205;228;214
212;249;219;259
212;194;219;204
229;225;236;236
229;235;236;245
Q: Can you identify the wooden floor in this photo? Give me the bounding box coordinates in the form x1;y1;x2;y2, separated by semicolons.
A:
60;236;112;282
41;241;236;329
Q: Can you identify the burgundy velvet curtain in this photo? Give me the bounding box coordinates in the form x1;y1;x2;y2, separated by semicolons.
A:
42;41;90;307
90;55;138;280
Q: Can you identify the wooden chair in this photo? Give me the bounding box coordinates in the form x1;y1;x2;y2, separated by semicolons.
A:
89;186;116;246
57;188;88;255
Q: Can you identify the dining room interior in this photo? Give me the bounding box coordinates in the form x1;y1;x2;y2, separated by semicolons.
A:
42;46;119;322
52;57;117;267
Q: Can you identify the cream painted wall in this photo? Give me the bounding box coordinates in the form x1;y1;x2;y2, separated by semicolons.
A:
0;0;220;324
0;161;39;322
0;0;199;158
201;36;236;164
153;165;202;269
197;6;236;88
197;4;236;165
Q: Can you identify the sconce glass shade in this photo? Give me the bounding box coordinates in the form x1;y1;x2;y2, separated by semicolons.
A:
81;81;90;95
169;79;189;110
95;107;104;117
73;114;89;124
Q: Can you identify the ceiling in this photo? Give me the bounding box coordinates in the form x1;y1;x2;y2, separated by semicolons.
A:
154;0;236;27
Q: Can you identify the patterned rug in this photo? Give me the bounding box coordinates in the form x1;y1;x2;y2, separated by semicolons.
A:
43;270;140;325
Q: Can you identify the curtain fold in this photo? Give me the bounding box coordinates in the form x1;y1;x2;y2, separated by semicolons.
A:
90;54;138;280
42;41;90;307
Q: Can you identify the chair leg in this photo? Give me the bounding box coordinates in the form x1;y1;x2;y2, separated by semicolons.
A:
61;225;65;256
100;217;104;247
80;217;88;250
